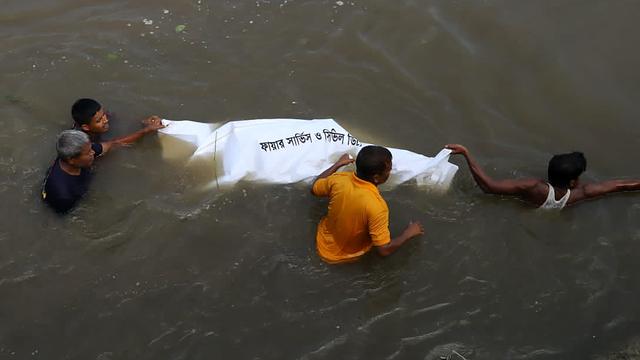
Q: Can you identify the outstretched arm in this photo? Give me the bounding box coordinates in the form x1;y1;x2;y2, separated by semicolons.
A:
446;144;538;195
100;116;166;155
576;179;640;201
310;154;354;193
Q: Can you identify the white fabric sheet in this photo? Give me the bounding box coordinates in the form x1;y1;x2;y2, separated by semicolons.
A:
159;118;458;190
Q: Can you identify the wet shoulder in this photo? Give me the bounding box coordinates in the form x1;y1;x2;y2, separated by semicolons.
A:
527;180;552;206
566;185;589;205
91;142;103;157
43;161;92;202
43;160;65;196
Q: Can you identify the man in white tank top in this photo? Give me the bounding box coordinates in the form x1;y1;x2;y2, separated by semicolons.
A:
445;144;640;209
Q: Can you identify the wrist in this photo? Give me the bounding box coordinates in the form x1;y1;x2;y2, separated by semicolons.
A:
402;228;419;240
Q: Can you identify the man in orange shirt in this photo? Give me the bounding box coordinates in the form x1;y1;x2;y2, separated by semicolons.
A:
311;145;424;263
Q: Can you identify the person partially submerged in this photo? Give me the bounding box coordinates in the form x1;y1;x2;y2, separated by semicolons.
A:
446;144;640;209
41;130;100;213
71;98;165;153
42;99;166;214
311;145;424;263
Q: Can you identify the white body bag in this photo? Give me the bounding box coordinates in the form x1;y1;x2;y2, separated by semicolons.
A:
158;118;458;190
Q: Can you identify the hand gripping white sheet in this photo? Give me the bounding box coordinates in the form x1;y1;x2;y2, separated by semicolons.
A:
158;118;458;190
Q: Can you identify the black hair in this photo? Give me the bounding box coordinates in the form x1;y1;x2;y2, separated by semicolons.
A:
71;98;101;126
548;152;587;188
356;145;392;182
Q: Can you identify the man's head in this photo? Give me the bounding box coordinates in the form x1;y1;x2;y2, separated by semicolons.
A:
71;98;109;134
56;130;95;168
548;152;587;189
356;145;392;185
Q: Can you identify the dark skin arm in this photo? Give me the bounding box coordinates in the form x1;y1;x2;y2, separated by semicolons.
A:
446;143;550;206
448;144;640;206
310;154;354;194
569;179;640;204
376;221;424;257
100;116;166;155
446;144;539;196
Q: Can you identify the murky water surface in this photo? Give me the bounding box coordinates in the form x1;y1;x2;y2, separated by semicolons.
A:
1;1;639;359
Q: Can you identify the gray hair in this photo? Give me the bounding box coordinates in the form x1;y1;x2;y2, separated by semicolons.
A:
56;130;90;160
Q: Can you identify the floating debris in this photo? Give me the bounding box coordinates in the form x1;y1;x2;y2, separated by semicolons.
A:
143;18;153;25
175;24;186;33
5;94;28;106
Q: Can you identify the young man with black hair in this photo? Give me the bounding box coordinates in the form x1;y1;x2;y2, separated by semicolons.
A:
71;98;165;155
311;145;424;263
445;144;640;209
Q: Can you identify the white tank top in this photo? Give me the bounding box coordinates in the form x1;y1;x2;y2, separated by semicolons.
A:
539;183;570;210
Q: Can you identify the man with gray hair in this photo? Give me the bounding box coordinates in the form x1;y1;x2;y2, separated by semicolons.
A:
41;130;102;213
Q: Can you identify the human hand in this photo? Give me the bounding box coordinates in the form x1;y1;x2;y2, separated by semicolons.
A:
335;153;355;167
445;144;468;156
403;221;425;239
142;115;166;131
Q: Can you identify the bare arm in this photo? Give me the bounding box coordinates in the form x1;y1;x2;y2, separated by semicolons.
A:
310;154;354;193
376;222;424;257
573;179;640;202
446;144;538;196
100;116;166;155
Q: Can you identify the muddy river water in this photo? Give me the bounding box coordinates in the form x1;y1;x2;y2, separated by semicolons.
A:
1;0;639;359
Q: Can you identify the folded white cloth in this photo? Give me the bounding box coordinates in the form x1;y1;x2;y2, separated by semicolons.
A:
159;118;458;190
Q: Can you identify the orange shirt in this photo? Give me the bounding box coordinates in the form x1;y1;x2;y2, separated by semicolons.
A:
312;172;391;263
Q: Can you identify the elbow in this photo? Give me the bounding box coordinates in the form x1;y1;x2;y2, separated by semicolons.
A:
481;182;506;195
472;178;496;194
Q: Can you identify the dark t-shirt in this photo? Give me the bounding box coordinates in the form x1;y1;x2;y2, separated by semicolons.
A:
41;143;103;213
